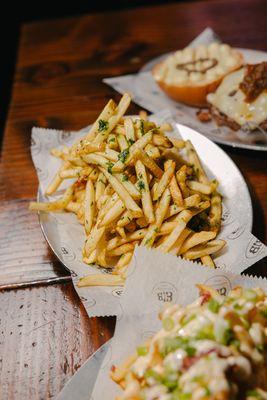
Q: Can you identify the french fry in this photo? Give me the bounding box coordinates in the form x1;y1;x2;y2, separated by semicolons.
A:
141;189;171;247
157;210;193;253
124;118;136;143
114;252;133;274
145;144;160;159
185;140;209;184
107;133;119;149
152;134;172;148
114;173;141;200
100;168;143;218
201;255;215;268
95;173;107;204
99;199;126;227
77;273;125;287
117;134;129;152
93;93;131;144
187;180;212;195
134;148;163;179
183;239;226;260
176;165;190;198
117;210;134;227
84;226;106;257
179;231;217;254
169;174;184;207
209;192;222;233
84;179;95;234
45;161;71;195
153;161;175;201
135;160;155;224
108;243;135;257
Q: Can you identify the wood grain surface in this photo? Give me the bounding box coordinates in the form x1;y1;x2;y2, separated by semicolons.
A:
0;0;266;398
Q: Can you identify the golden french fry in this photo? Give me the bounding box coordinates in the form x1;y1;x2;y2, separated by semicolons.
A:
169;174;184;207
114;173;141;200
187;180;212;195
135;160;155;224
84;226;106;257
145;144;160;159
124;118;136;143
157;210;193;253
134;148;163;179
107;133;119;150
84;179;95;234
92;94;131;144
152;134;172;148
179;231;217;254
99;199;126;227
201;255;215;268
117;134;129;151
168;137;185;148
108;243;135;257
95;148;119;162
183;239;226;260
100;168;143;218
185;140;209;184
116;226;126;239
176;165;190;198
141;188;171;247
112;131;153;172
153;161;175;201
117;210;134;227
95;173;107;204
159;122;173;132
209;192;222;233
45;161;71;195
114;252;133;273
77;273;125;287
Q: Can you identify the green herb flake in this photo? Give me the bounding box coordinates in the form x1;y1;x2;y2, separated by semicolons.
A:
137;180;145;191
122;174;129;182
98;119;109;132
246;390;263;399
137;346;148;356
140;120;145;135
208;298;220;313
118;148;130;163
106;161;114;174
128;138;135;146
108;137;115;143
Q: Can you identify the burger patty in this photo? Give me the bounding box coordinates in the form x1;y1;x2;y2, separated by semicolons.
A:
196;106;267;131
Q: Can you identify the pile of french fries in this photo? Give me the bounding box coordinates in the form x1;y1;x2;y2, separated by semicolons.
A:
30;93;225;287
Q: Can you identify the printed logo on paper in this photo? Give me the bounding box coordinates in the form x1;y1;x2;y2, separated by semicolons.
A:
246;238;264;259
59;130;73;144
204;275;232;296
80;295;96;308
31;135;42;155
152;282;177;303
60;244;76;261
221;208;233;226
112;288;124;298
36;166;48;181
227;225;245;240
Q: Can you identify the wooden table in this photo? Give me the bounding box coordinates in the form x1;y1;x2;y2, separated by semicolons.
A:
0;0;266;398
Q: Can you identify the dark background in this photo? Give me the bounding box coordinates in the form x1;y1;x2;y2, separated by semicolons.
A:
0;0;210;147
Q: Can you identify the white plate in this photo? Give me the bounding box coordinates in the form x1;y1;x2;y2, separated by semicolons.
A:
138;48;267;151
39;122;253;275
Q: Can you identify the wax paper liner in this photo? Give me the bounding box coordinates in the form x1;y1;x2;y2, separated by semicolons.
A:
103;27;267;149
31;111;266;317
91;246;267;399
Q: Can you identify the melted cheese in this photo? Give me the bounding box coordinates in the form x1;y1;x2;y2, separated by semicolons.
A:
207;68;267;126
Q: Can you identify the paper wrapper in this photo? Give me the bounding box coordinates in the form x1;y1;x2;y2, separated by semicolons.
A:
103;27;267;149
31;110;267;317
91;246;267;399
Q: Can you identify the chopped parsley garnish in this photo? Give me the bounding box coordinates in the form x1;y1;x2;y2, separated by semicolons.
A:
137;346;148;356
208;298;220;313
161;337;196;357
140;119;145;135
137;180;145;191
118;148;130;163
98;119;109;132
108;137;115;143
128;138;135;146
246;390;263;399
106;161;114;174
122;174;129;182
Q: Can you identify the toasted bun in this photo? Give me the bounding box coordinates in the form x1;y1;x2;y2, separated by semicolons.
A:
152;43;244;107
